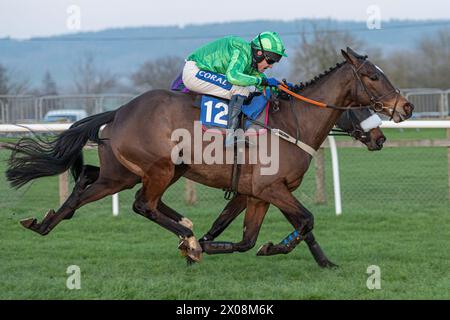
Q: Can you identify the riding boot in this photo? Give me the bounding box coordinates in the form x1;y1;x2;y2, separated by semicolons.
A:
225;95;246;148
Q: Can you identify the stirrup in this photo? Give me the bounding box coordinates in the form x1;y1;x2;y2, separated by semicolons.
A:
224;133;254;148
224;132;236;148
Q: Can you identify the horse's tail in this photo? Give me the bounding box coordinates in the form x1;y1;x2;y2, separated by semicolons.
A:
5;110;117;189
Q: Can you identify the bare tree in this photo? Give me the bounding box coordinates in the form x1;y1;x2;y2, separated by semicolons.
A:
41;70;58;95
0;63;30;95
131;56;183;91
72;52;117;94
379;28;450;89
290;24;364;82
416;28;450;89
377;51;420;88
0;64;8;95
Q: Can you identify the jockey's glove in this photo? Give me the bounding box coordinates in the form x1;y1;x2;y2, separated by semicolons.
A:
260;77;280;87
282;79;294;90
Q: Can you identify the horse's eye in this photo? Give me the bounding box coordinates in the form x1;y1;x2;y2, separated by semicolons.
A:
370;74;379;81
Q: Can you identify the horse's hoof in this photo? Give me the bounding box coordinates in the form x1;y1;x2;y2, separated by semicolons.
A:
20;218;37;229
178;236;203;262
186;256;197;266
319;260;339;269
256;242;274;256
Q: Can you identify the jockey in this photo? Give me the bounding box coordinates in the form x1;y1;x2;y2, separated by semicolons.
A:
182;31;288;147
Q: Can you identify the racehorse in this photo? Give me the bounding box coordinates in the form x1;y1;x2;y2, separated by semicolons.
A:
335;108;386;151
197;108;386;267
9;106;385;269
6;48;412;264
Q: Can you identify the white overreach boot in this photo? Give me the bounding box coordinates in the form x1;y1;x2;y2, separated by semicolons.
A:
225;95;246;148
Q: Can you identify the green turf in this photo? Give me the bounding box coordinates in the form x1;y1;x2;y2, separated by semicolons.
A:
0;144;449;300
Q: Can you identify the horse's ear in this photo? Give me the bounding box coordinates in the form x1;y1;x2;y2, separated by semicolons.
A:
347;47;366;60
347;47;358;56
341;49;357;66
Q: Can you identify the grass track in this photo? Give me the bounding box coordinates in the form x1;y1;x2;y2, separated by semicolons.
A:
0;142;449;299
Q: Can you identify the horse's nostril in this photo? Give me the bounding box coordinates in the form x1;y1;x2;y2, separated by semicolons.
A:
377;137;386;146
405;103;415;113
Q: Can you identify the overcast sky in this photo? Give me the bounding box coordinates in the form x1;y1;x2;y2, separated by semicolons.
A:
0;0;449;39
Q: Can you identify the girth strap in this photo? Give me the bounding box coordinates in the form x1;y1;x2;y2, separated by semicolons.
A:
223;113;244;200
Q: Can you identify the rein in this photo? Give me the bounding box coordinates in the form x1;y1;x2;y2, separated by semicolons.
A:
277;84;370;111
277;84;364;111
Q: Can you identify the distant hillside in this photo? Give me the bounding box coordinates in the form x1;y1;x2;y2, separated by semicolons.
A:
0;19;448;91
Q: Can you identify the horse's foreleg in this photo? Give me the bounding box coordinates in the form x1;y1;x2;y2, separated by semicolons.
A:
256;201;337;267
156;165;193;230
134;162;202;262
199;193;247;242
304;232;338;268
254;183;314;256
155;201;192;230
282;205;337;267
201;197;269;254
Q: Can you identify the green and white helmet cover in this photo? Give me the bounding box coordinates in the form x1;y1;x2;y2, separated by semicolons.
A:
251;31;288;57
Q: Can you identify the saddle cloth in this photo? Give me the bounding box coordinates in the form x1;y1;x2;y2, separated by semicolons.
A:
198;94;269;135
171;73;270;135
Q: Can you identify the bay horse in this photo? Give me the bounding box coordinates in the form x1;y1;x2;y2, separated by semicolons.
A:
8;106;385;268
196;108;387;266
335;109;386;151
6;48;412;264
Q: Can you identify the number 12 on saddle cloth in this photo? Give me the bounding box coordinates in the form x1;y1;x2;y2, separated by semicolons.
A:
199;93;270;133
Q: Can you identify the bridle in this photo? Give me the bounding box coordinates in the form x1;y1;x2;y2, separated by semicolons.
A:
278;59;402;120
329;111;363;140
333;110;370;142
349;59;401;121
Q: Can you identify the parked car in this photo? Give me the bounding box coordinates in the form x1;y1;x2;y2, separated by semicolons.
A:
43;109;88;123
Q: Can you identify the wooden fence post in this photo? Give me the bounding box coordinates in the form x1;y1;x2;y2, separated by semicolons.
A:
185;179;197;205
59;171;69;205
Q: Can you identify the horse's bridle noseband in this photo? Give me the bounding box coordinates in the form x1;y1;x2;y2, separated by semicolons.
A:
350;59;401;120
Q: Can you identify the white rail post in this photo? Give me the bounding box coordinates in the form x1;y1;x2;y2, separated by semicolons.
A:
112;193;119;216
328;136;342;215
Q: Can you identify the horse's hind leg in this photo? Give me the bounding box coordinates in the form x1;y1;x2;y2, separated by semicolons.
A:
21;165;138;235
20;164;98;234
63;165;100;220
20;164;100;229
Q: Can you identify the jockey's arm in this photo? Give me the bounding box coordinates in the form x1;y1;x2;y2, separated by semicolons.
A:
226;50;263;87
